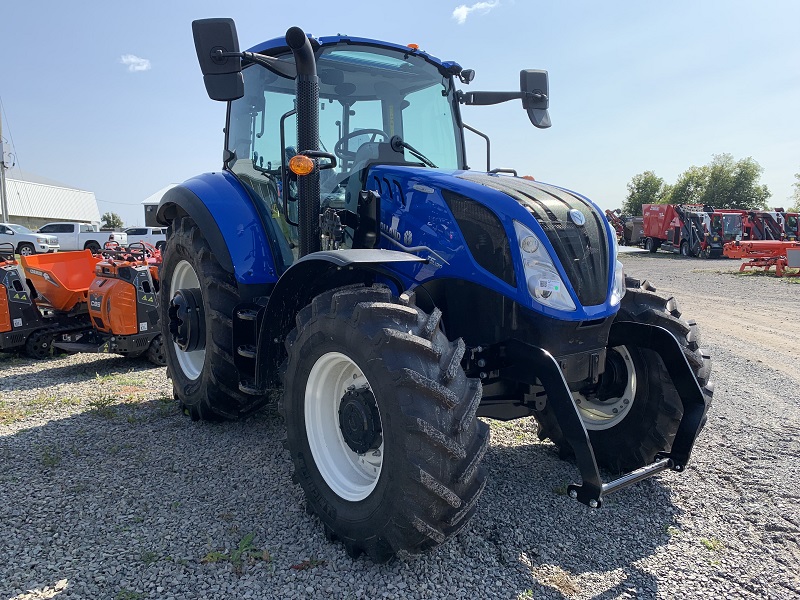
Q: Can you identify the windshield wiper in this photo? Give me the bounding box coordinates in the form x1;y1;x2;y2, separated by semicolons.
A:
390;135;437;169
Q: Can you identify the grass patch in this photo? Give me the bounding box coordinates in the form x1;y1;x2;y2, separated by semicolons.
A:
201;533;270;574
116;590;143;600
87;394;117;418
700;537;724;552
139;550;159;564
0;401;27;425
665;525;681;537
39;444;62;468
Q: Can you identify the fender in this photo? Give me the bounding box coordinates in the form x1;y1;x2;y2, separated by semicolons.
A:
233;250;426;393
156;171;279;286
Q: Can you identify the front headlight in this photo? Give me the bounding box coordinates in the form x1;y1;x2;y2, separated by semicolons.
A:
37;237;47;244
514;221;576;312
610;260;626;306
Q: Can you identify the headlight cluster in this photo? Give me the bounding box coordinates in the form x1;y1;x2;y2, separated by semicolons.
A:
514;221;576;312
37;237;47;244
610;259;625;306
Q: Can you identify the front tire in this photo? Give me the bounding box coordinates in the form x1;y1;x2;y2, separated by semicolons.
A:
282;285;489;562
160;216;263;421
646;238;657;253
535;277;713;473
17;243;35;257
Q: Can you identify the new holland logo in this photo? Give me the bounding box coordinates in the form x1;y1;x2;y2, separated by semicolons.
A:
568;209;586;226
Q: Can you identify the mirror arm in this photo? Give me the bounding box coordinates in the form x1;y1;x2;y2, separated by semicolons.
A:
212;49;297;79
461;91;548;106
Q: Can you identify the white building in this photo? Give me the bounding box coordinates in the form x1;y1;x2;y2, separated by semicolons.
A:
4;174;100;229
142;184;178;227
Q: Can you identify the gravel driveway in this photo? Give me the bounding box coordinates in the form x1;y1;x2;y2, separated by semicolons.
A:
1;252;798;599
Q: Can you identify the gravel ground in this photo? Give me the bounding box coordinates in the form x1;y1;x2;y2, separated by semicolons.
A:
1;251;799;600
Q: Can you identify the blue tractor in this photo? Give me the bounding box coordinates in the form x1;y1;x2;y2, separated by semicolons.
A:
158;19;713;562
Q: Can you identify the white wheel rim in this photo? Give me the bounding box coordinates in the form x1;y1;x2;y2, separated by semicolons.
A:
574;346;636;431
305;352;383;501
171;259;204;380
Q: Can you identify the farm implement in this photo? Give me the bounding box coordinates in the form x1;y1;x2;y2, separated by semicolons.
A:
0;244;165;363
723;240;800;277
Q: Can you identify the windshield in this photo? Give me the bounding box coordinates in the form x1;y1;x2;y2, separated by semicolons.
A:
7;224;33;234
722;214;742;238
226;43;462;268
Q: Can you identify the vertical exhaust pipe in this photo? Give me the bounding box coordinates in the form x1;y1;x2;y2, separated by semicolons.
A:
286;27;320;257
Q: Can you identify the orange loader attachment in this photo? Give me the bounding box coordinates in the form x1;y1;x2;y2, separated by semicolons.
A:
21;250;102;312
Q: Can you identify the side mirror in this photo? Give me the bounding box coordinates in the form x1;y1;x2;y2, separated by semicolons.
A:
192;18;244;101
520;70;551;129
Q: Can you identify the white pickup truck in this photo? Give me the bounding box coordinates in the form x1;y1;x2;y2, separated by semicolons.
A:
37;222;127;252
124;226;167;250
0;223;60;255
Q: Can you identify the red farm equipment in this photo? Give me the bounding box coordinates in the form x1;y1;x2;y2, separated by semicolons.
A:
642;204;724;257
723;239;800;276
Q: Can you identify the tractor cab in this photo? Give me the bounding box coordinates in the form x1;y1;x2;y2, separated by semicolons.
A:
226;41;463;265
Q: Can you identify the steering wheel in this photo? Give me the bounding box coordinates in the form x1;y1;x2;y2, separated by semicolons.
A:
334;129;390;160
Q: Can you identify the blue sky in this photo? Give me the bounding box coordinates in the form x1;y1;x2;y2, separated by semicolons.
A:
1;1;798;225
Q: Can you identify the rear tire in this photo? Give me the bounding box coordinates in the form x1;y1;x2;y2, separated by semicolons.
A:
535;277;713;473
84;241;101;254
160;216;264;421
282;285;489;562
646;238;657;253
680;241;689;256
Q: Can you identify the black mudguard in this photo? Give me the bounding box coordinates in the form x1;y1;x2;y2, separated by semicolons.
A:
232;250;426;393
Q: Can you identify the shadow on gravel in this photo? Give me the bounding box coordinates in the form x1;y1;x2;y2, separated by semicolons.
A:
466;440;684;598
0;353;162;392
0;401;683;599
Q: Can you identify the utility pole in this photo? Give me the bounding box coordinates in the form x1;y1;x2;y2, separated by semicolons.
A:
0;115;9;222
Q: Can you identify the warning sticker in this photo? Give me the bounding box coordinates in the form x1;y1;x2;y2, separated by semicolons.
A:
13;318;23;328
139;322;148;332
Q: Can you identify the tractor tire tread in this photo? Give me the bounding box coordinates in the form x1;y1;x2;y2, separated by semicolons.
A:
282;284;488;562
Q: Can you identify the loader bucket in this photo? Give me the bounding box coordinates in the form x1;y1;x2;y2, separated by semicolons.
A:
21;250;102;312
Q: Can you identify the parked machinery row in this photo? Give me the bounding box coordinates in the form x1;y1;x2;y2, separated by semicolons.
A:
0;242;165;364
608;205;799;258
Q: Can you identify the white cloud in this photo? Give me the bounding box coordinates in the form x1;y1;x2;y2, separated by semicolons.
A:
452;1;500;24
119;54;151;72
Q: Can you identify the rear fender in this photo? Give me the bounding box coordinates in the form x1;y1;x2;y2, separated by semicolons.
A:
237;250;425;391
156;172;279;285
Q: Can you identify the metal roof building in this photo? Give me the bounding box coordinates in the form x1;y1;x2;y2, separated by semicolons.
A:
142;184;178;226
4;175;101;230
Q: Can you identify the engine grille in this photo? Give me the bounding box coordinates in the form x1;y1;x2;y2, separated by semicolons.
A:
443;190;516;287
457;174;609;306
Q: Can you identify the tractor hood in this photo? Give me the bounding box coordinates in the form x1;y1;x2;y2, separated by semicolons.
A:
456;173;611;307
367;165;618;321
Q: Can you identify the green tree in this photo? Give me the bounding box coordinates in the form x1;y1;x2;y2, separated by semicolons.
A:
789;171;800;212
622;171;667;216
666;165;709;205
700;153;769;210
101;212;124;229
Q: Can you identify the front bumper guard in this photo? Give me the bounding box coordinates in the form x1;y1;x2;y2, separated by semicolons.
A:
502;321;709;508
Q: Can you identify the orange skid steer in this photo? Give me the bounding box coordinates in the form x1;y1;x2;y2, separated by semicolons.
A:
19;249;166;364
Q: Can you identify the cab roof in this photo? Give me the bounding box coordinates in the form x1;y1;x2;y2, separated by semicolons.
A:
247;34;461;75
